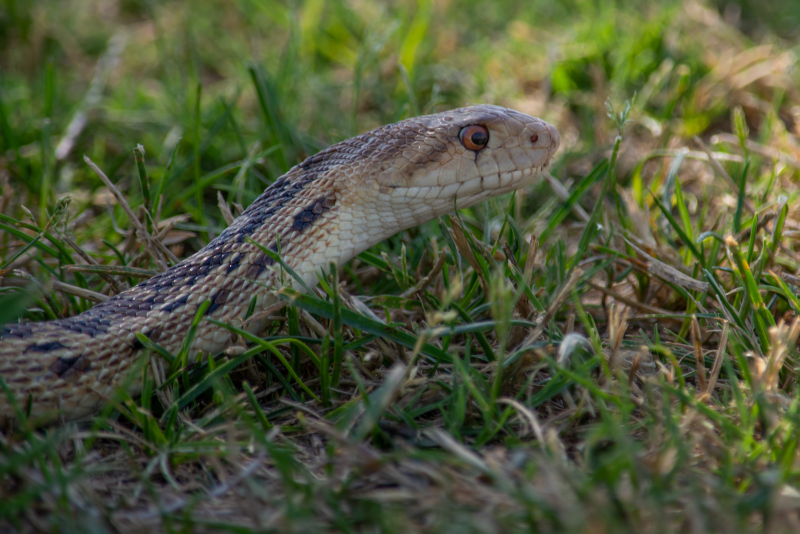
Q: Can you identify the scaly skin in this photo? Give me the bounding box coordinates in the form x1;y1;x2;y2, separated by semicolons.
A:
0;105;560;424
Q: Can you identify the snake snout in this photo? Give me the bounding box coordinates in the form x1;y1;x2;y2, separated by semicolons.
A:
546;123;561;158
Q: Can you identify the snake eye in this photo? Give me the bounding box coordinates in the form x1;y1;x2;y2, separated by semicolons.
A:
459;125;489;151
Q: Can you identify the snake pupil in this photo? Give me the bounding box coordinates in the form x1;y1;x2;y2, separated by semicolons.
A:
471;131;488;145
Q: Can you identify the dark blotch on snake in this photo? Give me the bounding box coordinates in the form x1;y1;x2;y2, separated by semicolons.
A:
49;355;91;379
24;341;67;353
161;293;191;313
292;195;335;233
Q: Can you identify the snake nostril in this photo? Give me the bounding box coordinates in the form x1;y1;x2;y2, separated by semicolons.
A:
530;134;539;144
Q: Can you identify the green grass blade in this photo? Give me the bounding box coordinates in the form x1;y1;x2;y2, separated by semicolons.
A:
726;235;775;352
651;191;705;268
541;160;608;243
330;263;344;388
133;144;151;213
278;287;450;363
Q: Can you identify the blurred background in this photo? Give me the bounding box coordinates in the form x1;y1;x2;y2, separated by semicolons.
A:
0;0;798;251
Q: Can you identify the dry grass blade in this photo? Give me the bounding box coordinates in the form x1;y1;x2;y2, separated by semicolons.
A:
628;346;648;389
764;318;800;393
447;215;488;292
300;308;328;337
84;155;169;271
693;135;756;213
711;133;800;170
354;362;406;439
53;280;109;303
691;315;707;392
155;215;194;246
524;233;539;286
705;320;729;396
242;301;287;328
587;281;681;320
648;148;745;163
55;32;127;161
496;397;545;445
424;429;491;474
624;237;709;293
400;250;446;298
544;171;590;222
61;234;122;293
518;268;582;348
607;304;630;372
784;273;800;286
65;264;158;278
217;191;236;226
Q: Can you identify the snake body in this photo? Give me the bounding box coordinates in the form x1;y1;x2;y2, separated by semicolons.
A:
0;105;559;423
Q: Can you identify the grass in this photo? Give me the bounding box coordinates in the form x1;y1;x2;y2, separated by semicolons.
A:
2;0;800;531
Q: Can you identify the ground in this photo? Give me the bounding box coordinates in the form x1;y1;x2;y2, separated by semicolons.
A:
2;0;800;532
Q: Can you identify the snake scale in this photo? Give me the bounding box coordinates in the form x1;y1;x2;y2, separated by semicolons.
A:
0;105;559;424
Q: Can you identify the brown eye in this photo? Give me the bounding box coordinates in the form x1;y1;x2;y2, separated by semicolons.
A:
459;125;489;151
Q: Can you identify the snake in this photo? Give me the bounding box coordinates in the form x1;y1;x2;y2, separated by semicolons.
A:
0;105;559;424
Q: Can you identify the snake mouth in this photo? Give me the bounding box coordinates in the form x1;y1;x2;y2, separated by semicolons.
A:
397;164;543;205
453;164;546;209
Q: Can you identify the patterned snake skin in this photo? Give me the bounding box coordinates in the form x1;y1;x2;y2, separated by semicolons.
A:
0;105;559;424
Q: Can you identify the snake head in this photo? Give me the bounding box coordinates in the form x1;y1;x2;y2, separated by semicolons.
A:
361;104;559;225
278;105;560;269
